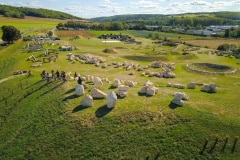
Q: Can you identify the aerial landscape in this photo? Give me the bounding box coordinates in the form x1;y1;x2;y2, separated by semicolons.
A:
0;1;240;159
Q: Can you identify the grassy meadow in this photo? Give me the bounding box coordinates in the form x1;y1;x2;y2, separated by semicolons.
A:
0;17;240;159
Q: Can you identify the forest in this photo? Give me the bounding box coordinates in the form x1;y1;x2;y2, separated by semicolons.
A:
0;4;80;19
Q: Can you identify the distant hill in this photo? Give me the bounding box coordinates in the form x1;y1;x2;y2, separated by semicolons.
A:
0;4;82;20
91;12;240;23
91;12;240;29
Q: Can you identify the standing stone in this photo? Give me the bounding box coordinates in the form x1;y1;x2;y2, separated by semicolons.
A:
80;94;93;107
75;84;84;96
107;91;117;109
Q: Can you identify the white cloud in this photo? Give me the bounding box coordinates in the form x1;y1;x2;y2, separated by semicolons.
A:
24;0;43;8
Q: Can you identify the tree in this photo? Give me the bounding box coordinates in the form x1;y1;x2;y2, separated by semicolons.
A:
1;25;21;44
48;31;53;37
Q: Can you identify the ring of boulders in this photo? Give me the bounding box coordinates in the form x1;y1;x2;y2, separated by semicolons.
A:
75;74;218;108
183;63;237;75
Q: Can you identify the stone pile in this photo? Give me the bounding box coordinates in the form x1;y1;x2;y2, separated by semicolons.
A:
73;53;106;64
139;80;159;96
171;92;189;106
142;68;175;78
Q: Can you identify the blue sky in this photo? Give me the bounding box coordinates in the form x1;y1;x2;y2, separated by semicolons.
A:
0;0;240;18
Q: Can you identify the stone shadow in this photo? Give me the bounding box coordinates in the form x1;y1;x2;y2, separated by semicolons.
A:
95;105;113;118
169;102;181;109
65;88;75;94
63;94;79;101
72;105;89;113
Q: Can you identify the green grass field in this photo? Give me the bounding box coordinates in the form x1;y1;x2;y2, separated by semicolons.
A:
0;17;240;159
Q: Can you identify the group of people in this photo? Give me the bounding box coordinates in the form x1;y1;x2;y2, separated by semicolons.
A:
41;70;67;82
40;70;82;84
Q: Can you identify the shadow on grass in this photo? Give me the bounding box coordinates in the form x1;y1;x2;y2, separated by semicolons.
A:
122;55;168;62
108;86;117;89
169;102;182;109
39;82;63;97
95;105;113;118
138;92;154;98
65;88;75;94
72;105;89;113
63;94;79;101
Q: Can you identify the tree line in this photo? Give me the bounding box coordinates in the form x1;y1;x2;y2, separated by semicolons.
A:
57;20;240;38
0;4;80;19
93;14;240;28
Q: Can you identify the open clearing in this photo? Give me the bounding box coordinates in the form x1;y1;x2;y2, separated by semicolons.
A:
0;20;240;159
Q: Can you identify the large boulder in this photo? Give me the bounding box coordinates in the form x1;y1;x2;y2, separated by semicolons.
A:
90;88;107;99
146;87;159;96
171;92;189;106
139;86;147;94
201;83;217;93
107;91;117;109
75;84;84;96
118;85;130;98
80;94;93;107
112;78;122;88
139;80;158;96
94;77;103;89
187;82;196;89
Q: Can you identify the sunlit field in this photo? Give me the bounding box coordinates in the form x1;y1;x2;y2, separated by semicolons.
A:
0;17;240;159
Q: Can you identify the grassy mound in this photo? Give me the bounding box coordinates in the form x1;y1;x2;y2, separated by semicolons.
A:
103;47;117;53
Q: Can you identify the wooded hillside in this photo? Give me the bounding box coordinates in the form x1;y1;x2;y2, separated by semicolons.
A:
0;4;81;20
92;12;240;27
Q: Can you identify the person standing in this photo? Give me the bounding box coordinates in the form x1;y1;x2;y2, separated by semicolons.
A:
51;69;55;80
55;70;60;81
77;76;82;85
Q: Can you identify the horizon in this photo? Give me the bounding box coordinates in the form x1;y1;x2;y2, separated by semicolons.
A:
0;0;240;19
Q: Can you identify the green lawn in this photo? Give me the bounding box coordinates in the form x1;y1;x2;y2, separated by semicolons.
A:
0;26;240;159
